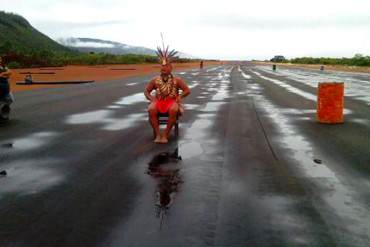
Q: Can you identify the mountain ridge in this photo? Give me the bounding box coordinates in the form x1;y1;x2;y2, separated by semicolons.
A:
58;37;196;58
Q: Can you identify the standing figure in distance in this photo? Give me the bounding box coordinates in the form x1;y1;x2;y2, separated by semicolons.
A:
0;57;11;100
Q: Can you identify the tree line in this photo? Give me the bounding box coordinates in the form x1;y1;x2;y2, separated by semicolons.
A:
0;42;195;68
274;54;370;67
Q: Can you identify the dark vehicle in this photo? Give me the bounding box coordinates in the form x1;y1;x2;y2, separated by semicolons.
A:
271;55;286;62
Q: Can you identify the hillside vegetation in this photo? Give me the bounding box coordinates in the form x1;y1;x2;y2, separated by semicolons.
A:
0;12;196;68
271;54;370;67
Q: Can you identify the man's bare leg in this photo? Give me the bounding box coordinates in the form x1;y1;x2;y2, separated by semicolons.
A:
148;103;161;143
160;103;179;144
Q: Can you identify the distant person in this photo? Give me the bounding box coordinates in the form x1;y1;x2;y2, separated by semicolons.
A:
25;74;33;84
200;60;204;69
0;57;11;100
144;46;190;144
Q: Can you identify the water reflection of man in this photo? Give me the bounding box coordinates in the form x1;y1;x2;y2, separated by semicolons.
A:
147;150;182;216
144;47;190;144
0;57;11;100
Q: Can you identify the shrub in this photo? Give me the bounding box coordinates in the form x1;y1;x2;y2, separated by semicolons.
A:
6;61;21;68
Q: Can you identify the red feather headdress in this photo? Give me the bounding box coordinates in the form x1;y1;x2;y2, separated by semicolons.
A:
156;34;178;65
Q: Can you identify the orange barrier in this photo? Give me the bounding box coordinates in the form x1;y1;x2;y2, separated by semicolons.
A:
317;82;344;124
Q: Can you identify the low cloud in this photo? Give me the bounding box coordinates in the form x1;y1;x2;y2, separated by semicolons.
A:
198;15;370;30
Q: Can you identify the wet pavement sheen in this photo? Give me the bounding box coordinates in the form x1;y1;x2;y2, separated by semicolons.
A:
0;64;370;246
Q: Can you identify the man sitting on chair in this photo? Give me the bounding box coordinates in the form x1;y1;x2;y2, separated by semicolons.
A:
144;46;190;144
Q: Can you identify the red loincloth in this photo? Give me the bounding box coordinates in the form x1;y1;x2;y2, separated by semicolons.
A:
156;98;175;114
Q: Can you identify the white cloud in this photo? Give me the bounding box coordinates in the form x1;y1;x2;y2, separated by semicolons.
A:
1;0;370;59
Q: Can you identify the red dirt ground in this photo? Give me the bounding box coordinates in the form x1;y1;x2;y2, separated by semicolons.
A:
9;62;220;92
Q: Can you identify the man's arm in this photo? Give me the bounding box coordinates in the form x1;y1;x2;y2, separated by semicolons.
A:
177;77;190;100
144;78;156;102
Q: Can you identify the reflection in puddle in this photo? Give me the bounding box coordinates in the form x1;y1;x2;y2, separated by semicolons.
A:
147;148;183;226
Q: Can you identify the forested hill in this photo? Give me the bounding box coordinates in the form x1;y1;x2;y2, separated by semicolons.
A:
0;11;74;55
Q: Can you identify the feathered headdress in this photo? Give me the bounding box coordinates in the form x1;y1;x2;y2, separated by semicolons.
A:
156;33;178;65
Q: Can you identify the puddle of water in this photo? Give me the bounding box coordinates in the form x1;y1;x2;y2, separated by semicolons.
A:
115;93;145;105
349;118;370;125
66;110;112;125
212;91;229;101
0;159;63;197
241;72;251;79
206;67;220;72
126;82;139;86
179;142;204;159
251;70;317;101
202;102;225;112
67;108;146;131
184;104;199;110
4;132;58;151
279;109;304;115
297;117;311;121
107;105;121;109
102;113;146;131
184;118;214;141
189;82;199;89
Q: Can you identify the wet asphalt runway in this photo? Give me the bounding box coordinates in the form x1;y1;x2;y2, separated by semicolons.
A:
0;64;370;246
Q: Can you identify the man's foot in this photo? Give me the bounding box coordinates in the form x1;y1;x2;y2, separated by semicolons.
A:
159;135;168;144
154;135;161;143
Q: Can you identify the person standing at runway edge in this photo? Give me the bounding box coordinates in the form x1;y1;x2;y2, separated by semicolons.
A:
0;56;12;100
144;45;190;144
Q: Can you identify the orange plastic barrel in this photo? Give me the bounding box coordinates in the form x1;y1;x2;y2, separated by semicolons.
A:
317;82;344;124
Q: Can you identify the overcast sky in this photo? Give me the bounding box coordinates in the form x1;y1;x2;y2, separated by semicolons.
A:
2;0;370;60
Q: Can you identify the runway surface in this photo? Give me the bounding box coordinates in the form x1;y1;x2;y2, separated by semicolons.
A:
1;64;370;246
